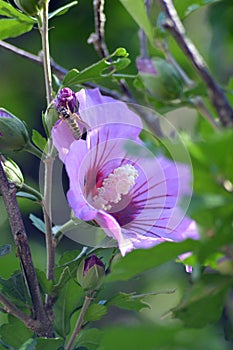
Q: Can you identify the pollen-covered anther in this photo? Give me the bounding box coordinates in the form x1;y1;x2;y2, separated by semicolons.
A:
93;164;138;211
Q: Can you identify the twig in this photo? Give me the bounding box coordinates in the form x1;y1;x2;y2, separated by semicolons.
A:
0;159;53;337
65;294;93;350
158;40;220;130
0;40;129;101
42;150;55;283
40;1;53;105
0;292;34;329
0;37;162;133
158;0;233;127
88;0;109;58
38;1;56;314
138;0;152;58
0;40;67;81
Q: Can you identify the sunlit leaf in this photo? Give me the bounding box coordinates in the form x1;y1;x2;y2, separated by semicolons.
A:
118;0;153;42
32;130;47;152
0;19;33;40
62;48;130;87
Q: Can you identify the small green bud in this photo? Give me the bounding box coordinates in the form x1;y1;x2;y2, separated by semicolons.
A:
0;109;29;153
14;0;44;16
43;102;59;135
77;255;105;292
2;159;24;188
136;57;183;101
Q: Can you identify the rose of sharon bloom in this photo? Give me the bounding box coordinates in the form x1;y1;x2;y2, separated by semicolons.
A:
52;88;198;256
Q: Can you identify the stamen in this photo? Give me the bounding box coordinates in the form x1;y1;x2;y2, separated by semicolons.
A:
93;164;138;211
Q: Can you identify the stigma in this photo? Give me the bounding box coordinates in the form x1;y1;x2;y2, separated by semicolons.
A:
93;164;138;211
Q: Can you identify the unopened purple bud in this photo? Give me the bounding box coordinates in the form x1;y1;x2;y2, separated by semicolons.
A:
136;58;157;75
54;88;77;113
83;254;105;276
77;254;105;291
136;57;183;101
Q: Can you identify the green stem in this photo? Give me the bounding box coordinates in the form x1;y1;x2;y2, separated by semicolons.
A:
54;219;78;244
40;0;53;105
42;140;55;282
24;141;43;159
65;294;93;350
38;1;55;306
21;183;43;201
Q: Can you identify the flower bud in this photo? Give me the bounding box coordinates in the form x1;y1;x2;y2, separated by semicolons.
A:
2;158;24;188
136;57;183;101
43;103;60;135
77;255;105;291
14;0;44;16
54;88;78;113
0;109;29;153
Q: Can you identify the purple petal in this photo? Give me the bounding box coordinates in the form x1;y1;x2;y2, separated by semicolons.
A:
77;88;142;130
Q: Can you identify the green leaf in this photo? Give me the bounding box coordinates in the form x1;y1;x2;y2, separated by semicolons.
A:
53;278;84;337
107;292;150;312
172;274;232;328
0;244;11;258
106;239;199;282
18;339;36;350
49;1;78;19
98;325;229;350
54;250;82;290
0;19;33;40
53;266;71;295
36;338;63;350
0;0;35;23
29;213;46;234
62;48;130;87
118;0;153;42
32;130;47;153
0;271;31;308
0;315;33;349
84;303;107;322
76;328;103;350
36;270;53;294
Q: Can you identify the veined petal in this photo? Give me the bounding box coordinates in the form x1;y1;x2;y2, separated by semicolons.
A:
95;211;134;256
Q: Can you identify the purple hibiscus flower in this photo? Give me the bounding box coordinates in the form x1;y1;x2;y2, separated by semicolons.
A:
52;88;198;256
